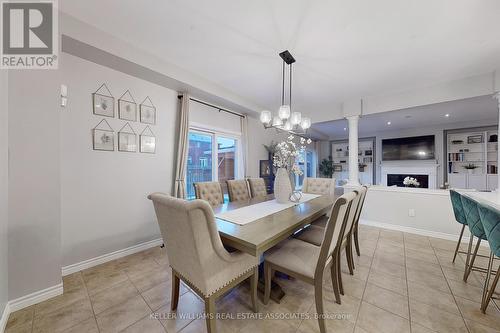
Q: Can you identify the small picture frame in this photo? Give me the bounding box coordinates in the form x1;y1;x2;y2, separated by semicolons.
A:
92;83;115;117
140;126;156;153
260;160;271;177
363;157;372;163
333;164;343;172
365;150;373;156
118;90;137;121
140;96;156;124
92;119;115;151
118;123;137;152
467;135;483;144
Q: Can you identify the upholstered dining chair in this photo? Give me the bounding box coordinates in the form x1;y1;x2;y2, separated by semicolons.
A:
351;186;368;257
194;181;224;207
247;178;267;199
477;203;500;313
227;179;251;202
148;193;259;333
449;190;469;263
263;191;357;333
460;194;488;282
303;177;336;199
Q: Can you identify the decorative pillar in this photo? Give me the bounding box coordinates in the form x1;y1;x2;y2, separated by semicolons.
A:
346;115;361;186
495;92;500;187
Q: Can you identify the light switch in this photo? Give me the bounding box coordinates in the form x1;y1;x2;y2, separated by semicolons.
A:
60;84;68;97
408;209;416;217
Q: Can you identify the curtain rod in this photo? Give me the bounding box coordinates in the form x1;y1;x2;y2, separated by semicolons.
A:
178;95;245;118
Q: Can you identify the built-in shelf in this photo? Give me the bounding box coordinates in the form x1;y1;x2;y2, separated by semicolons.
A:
331;138;375;185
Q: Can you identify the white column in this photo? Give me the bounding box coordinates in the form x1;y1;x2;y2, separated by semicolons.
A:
346;115;361;186
495;92;500;188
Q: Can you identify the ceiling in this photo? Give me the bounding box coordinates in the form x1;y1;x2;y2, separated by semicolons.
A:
312;95;499;139
61;0;500;120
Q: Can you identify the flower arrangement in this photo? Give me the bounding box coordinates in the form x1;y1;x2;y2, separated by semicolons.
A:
403;176;420;187
273;135;311;176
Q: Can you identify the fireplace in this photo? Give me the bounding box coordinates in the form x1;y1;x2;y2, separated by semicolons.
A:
387;174;429;188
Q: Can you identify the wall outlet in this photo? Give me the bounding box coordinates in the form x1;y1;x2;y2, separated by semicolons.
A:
408;208;416;217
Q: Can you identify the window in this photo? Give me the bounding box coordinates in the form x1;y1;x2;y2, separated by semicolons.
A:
186;129;240;200
295;149;316;189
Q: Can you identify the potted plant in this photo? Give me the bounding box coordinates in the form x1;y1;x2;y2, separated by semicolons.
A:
463;163;478;174
319;156;334;178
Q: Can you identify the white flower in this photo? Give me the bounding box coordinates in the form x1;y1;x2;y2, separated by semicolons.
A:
307;138;312;145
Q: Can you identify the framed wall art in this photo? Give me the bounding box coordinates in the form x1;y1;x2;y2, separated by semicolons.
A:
467;134;483;144
118;90;137;121
259;160;271;177
140;96;156;125
118;123;137;152
92;83;115;117
140;126;156;153
92;119;114;151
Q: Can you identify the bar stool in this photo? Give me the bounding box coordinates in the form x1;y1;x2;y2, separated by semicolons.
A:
460;194;488;282
477;204;500;313
449;190;468;263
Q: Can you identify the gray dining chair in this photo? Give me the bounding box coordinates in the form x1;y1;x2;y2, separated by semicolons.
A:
263;191;357;333
247;178;267;199
148;193;259;333
194;181;224;207
227;179;251;202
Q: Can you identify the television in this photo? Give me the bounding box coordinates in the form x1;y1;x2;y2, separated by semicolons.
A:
382;135;435;161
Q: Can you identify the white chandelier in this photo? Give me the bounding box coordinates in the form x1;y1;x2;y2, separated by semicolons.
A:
260;50;311;133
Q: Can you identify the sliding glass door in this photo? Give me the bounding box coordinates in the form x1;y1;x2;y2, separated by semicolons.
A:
186;132;213;199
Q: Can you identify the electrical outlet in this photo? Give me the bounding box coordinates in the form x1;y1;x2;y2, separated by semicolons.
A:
408;209;416;217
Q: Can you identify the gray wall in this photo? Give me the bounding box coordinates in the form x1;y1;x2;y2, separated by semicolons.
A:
1;67;9;318
8;68;62;299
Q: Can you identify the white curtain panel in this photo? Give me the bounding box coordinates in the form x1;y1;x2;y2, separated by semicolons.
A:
174;93;190;198
240;115;249;178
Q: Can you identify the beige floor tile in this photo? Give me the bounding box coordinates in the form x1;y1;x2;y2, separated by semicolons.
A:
448;279;484;303
409;299;468;333
465;319;500;333
329;274;366;300
442;267;484;288
352;254;373;268
406;268;451;294
34;287;88;317
405;242;435;255
356;301;410;333
342;264;370;282
121;315;166;333
429;238;460;252
5;306;34;331
353;324;370;333
89;279;138;314
405;249;439;265
367;269;407;296
298;315;355;333
455;296;500;331
373;251;405;266
407;280;460;316
82;266;129;296
370;260;406;280
64;317;99;333
32;298;94;333
157;292;205;333
122;258;161;280
5;322;33;333
62;272;85;292
142;281;174;311
179;317;240;333
241;316;302;333
362;283;409;319
96;295;151;333
410;322;437;333
405;258;444;278
128;264;171;293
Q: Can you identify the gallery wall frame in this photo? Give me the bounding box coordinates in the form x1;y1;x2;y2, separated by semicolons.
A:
140;96;156;125
92;83;115;117
118;122;137;152
140;125;156;154
92;119;115;151
118;90;137;121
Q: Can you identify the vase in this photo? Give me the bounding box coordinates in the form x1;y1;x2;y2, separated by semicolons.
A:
274;168;292;203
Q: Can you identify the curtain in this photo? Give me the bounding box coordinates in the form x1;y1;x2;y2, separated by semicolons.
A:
240;115;249;178
174;94;190;198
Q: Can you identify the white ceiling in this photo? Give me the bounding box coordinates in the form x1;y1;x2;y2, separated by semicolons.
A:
61;0;500;120
312;95;499;139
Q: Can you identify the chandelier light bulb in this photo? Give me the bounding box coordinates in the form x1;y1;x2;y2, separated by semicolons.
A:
278;105;291;120
272;116;282;127
290;112;302;126
283;121;293;131
260;110;272;124
300;117;311;130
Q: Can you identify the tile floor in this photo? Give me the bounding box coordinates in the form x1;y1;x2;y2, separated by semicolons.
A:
5;225;500;333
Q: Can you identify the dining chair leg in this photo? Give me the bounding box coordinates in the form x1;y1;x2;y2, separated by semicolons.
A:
330;257;341;304
204;296;217;333
314;271;326;333
171;270;180;311
263;262;272;305
250;266;259;313
453;224;466;263
481;263;500;313
337;250;344;295
481;251;495;312
354;225;361;257
463;234;474;281
346;236;355;274
465;238;482;282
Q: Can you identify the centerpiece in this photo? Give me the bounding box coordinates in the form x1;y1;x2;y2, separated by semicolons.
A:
403;176;420;188
272;135;311;203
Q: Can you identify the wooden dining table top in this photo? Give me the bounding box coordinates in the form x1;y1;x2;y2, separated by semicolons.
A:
213;194;334;256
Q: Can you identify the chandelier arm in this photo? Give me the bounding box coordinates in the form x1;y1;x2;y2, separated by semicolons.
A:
281;60;285;106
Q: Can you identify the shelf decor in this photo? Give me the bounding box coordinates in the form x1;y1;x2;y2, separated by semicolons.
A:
140;125;156;153
118;90;137;121
140;96;156;125
92;83;115;117
467;134;483;144
118;123;137;152
92;119;114;151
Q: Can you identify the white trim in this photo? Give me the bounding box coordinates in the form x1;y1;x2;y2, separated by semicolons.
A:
1;302;10;333
360;218;489;247
8;283;63;313
61;238;163;276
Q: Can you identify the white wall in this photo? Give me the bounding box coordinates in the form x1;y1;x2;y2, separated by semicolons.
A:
8;68;62;299
60;53;177;266
0;68;9;320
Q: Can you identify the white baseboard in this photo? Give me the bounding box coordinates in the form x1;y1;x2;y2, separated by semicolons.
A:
62;238;163;276
1;302;10;333
8;283;63;313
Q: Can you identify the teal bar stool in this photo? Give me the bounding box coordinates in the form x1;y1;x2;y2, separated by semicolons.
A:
449;190;468;263
477;203;500;313
460;194;488;282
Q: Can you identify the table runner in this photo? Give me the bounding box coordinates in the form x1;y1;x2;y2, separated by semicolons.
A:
215;193;322;226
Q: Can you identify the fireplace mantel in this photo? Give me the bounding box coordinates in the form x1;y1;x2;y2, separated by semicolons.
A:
381;161;440;189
